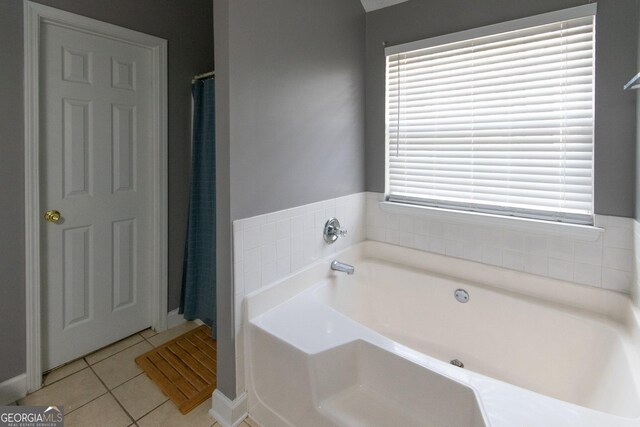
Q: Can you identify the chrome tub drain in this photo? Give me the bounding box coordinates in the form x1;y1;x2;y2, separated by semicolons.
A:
454;289;469;303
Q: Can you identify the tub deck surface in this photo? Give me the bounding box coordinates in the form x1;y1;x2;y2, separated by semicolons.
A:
245;241;640;427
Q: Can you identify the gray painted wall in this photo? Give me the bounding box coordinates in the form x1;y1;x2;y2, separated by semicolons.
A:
214;0;366;399
0;0;27;385
228;0;366;220
637;0;640;220
213;0;236;401
0;0;213;383
594;0;638;216
365;0;639;218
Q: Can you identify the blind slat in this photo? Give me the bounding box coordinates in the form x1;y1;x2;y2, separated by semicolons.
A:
386;12;595;224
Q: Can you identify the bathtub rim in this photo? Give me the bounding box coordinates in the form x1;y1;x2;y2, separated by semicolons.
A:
243;240;640;426
246;240;639;328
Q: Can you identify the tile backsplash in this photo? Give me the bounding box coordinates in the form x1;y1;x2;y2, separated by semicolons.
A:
233;192;366;327
234;190;637;396
365;192;634;294
634;221;640;306
234;191;636;317
232;192;366;396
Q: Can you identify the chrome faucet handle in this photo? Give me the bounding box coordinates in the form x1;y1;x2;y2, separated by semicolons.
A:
324;218;346;244
333;227;347;237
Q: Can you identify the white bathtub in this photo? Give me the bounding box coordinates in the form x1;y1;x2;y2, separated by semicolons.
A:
244;241;640;427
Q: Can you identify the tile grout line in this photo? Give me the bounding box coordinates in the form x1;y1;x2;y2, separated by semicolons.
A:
86;362;136;425
113;371;171;423
55;365;109;418
134;398;171;424
86;333;148;366
95;325;201;422
40;361;88;388
61;391;110;417
42;329;150;392
41;355;88;386
142;323;202;349
35;327;209;424
141;334;156;348
63;354;171;424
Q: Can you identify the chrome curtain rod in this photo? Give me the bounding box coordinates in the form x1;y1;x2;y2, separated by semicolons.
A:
192;70;215;82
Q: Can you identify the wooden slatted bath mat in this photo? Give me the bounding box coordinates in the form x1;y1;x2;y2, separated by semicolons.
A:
135;325;217;414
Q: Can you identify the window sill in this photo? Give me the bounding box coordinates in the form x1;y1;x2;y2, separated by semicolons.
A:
379;201;603;241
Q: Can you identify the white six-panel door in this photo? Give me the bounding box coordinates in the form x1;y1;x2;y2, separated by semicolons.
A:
40;19;155;370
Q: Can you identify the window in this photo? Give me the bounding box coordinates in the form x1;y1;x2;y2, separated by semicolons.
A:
385;5;596;224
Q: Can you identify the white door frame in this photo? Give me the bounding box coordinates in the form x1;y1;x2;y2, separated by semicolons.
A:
24;1;168;392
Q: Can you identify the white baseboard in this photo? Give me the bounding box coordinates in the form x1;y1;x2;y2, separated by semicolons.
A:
0;373;27;405
210;389;248;427
167;309;204;329
167;308;187;329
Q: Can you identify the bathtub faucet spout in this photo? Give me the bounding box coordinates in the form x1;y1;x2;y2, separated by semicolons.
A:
331;260;355;275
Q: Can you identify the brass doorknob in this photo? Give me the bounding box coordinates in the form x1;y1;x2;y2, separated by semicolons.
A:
44;210;61;223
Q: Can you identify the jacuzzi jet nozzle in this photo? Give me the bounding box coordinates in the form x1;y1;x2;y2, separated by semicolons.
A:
450;359;464;368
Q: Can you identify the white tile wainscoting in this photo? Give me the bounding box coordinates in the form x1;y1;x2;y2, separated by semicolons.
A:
366;192;635;294
232;192;367;395
634;220;640;305
232;191;637;396
232;192;367;322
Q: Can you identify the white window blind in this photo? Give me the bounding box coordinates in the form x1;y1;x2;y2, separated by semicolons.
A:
385;5;596;224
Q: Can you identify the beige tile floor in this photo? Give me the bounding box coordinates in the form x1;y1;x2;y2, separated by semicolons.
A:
19;322;256;427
